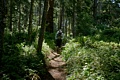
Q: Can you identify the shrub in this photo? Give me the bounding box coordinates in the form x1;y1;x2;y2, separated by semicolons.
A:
62;36;120;80
100;27;120;43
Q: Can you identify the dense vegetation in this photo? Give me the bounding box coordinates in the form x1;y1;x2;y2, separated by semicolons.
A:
0;29;50;79
0;0;120;80
62;28;120;80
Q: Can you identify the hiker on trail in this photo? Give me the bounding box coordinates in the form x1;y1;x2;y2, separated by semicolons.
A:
55;29;64;49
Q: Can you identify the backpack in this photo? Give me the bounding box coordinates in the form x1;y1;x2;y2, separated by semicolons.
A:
57;31;62;39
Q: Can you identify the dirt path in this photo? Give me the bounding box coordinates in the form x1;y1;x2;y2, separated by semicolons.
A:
47;51;66;80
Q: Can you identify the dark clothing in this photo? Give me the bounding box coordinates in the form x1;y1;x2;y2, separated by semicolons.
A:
55;39;62;48
55;29;64;48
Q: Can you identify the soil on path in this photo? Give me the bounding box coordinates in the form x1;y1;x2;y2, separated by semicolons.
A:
46;51;66;80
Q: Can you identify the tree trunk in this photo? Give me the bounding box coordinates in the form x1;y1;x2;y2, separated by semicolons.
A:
28;0;34;43
65;18;67;37
18;2;21;33
72;0;75;38
46;0;54;33
37;0;49;53
93;0;97;21
68;18;71;36
59;1;63;29
97;0;102;24
9;0;13;31
0;0;7;62
61;0;65;32
24;5;29;29
38;0;42;26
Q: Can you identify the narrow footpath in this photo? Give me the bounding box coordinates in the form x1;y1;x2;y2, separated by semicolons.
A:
47;51;66;80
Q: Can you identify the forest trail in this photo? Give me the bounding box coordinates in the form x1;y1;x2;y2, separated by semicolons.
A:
46;51;66;80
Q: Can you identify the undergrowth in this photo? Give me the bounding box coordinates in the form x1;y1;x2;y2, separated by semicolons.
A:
0;30;52;80
62;36;120;80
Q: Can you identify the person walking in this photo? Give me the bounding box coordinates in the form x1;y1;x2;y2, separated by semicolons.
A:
55;29;64;53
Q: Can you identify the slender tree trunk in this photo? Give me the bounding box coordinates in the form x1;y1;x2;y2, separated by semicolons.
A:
59;1;63;29
62;0;65;32
58;12;60;29
9;0;12;31
98;1;102;24
93;0;97;21
18;2;21;33
76;0;82;35
24;5;29;29
38;0;41;26
65;18;67;37
68;18;71;36
98;1;102;15
28;0;34;43
37;0;49;53
46;0;54;33
72;0;75;38
0;0;7;62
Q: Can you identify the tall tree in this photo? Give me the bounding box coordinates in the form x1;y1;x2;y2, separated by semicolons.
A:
38;0;42;26
59;0;65;30
23;4;29;29
37;0;49;52
9;0;13;31
59;0;63;29
93;0;98;21
46;0;54;33
65;18;68;37
0;0;7;62
18;0;21;33
28;0;34;43
72;0;76;38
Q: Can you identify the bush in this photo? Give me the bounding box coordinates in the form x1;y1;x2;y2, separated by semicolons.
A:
62;36;120;80
100;28;120;43
44;32;55;49
1;42;46;79
1;32;52;80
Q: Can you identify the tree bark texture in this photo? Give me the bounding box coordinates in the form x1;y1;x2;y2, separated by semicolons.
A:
65;18;67;37
37;0;49;53
0;0;7;62
9;0;13;31
23;5;29;29
28;0;34;43
72;0;75;38
93;0;97;21
18;2;21;33
46;0;54;33
38;0;42;26
59;1;63;29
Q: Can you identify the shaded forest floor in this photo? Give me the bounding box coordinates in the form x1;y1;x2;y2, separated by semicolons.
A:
46;51;66;80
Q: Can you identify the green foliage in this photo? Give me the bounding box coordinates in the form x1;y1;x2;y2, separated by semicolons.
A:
44;32;55;49
42;41;52;55
100;27;120;43
4;28;37;45
1;30;50;79
76;13;94;36
62;36;120;80
1;42;46;79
